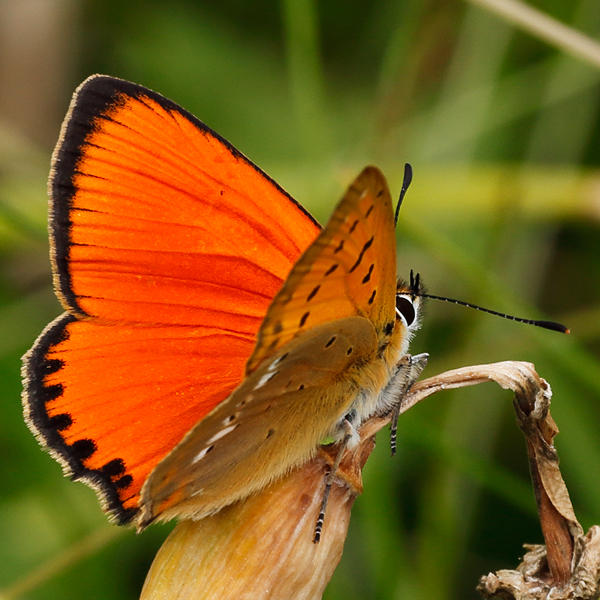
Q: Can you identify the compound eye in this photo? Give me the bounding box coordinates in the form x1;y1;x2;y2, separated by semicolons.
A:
395;295;416;326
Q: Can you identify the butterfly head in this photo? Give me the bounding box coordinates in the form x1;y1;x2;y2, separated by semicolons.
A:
384;270;424;363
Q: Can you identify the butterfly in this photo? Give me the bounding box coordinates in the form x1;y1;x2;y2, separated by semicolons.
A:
22;75;424;530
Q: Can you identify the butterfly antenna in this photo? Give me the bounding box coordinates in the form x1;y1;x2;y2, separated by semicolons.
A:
418;293;570;333
394;163;413;225
409;269;422;296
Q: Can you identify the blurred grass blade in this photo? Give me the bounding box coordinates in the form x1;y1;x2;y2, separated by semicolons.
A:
467;0;600;69
0;526;123;600
525;0;600;163
281;0;331;159
419;4;512;163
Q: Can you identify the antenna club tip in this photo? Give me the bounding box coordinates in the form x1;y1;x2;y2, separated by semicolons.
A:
403;163;413;186
535;320;570;334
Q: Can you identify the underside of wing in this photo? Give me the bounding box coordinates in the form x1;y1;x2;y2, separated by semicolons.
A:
247;166;398;373
139;316;378;526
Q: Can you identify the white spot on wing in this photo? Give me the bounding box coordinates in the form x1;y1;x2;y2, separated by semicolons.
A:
192;447;212;464
191;424;239;464
254;370;278;390
206;424;237;445
270;355;285;369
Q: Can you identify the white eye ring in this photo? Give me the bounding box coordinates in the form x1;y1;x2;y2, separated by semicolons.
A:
395;295;416;327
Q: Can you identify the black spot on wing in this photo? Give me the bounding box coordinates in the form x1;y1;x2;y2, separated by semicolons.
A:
362;263;374;284
70;439;96;462
348;219;359;234
333;239;344;254
114;474;133;490
43;384;64;403
299;312;310;327
325;336;337;348
365;204;375;218
368;289;377;305
349;236;374;273
48;412;72;431
102;458;127;478
44;358;65;376
307;285;320;301
325;263;338;276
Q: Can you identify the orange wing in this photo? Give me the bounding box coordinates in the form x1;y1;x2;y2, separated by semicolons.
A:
22;75;320;524
247;166;397;372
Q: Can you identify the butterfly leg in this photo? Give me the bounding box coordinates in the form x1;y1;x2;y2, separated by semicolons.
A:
389;353;429;456
313;410;357;544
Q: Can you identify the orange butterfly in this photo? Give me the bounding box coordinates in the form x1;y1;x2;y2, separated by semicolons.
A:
22;75;424;529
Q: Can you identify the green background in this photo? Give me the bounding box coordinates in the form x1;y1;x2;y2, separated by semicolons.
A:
1;0;599;598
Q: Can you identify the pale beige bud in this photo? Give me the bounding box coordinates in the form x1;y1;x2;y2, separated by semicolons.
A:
140;431;377;600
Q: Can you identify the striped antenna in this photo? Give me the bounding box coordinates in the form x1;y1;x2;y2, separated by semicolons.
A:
410;271;569;334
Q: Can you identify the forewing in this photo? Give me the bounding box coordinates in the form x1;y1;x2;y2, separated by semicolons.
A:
50;75;320;324
247;166;397;373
